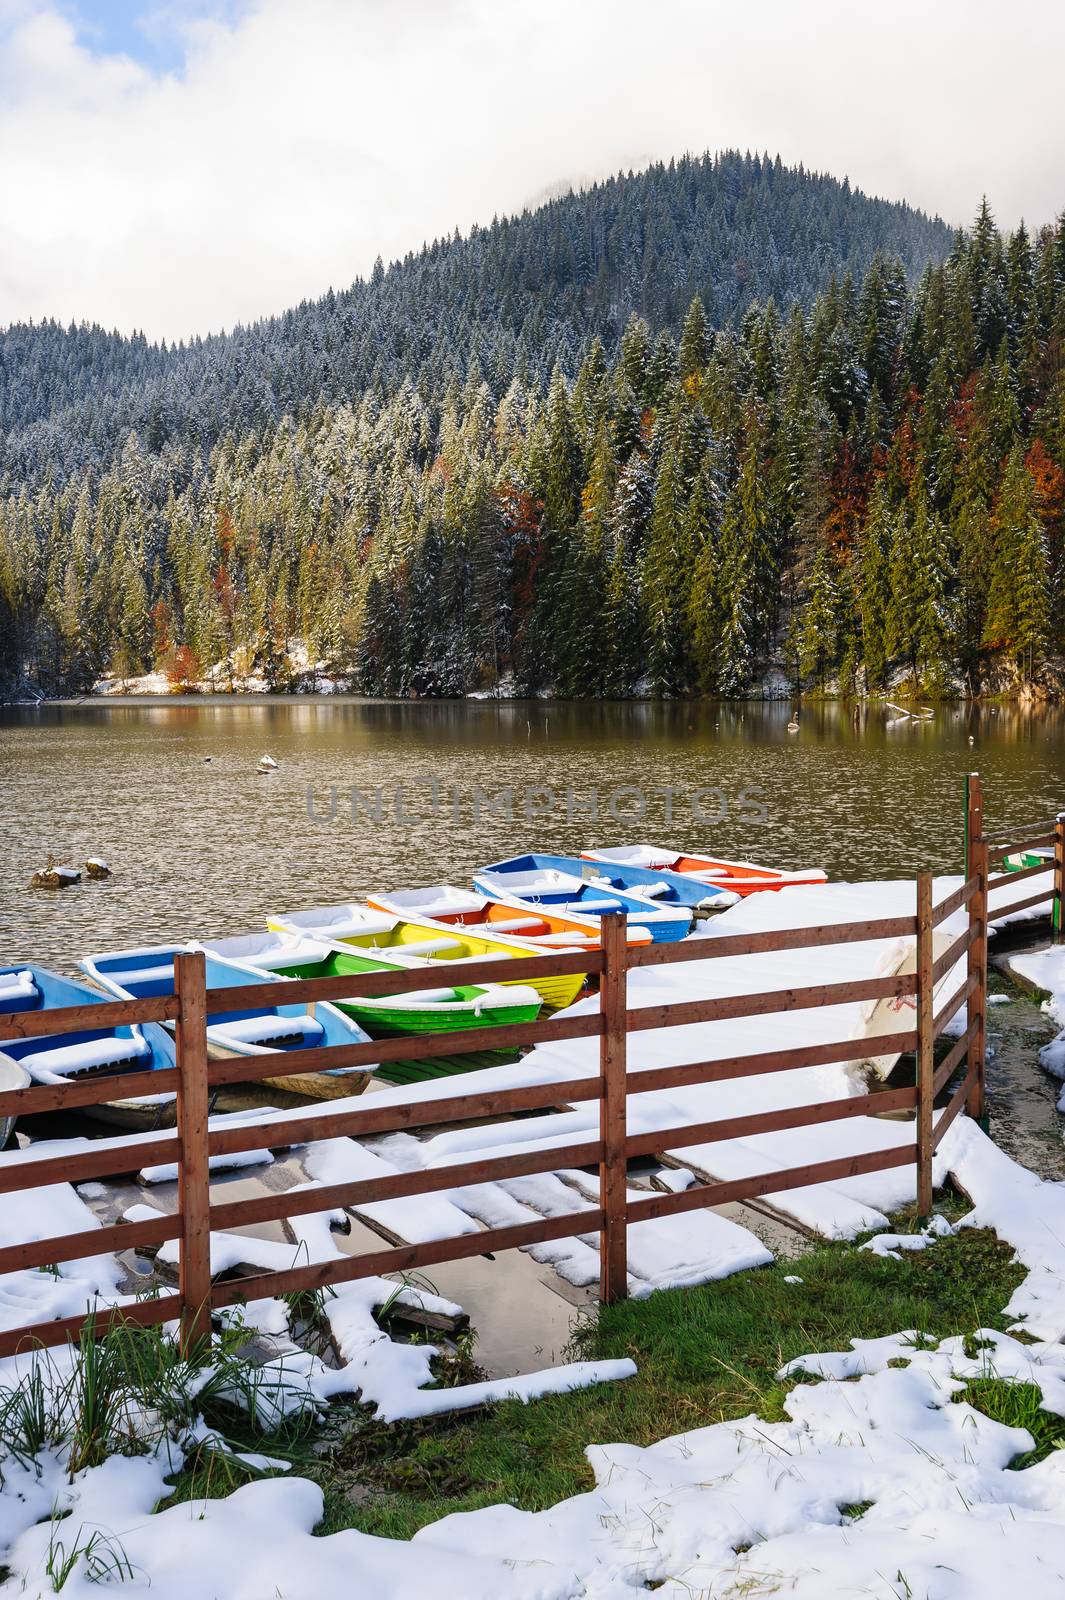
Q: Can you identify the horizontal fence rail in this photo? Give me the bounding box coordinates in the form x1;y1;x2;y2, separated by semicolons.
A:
0;771;1058;1355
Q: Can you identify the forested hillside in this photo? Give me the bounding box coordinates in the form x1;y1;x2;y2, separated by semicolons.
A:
4;152;1060;700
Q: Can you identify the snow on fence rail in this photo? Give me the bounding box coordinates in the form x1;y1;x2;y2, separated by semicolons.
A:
0;772;1058;1357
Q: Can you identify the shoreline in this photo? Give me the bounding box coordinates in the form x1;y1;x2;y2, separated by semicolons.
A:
4;689;1060;711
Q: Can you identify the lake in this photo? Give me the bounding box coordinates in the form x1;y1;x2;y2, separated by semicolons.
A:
3;696;1065;973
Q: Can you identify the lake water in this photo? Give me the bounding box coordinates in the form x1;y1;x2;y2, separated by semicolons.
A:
3;696;1065;973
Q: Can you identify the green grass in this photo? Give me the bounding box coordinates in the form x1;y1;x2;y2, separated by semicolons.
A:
296;1222;1027;1541
8;1221;1051;1557
960;1376;1065;1468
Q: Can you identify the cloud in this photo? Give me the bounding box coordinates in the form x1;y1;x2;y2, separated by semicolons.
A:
0;0;1063;341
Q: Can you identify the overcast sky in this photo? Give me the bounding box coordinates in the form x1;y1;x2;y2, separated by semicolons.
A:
1;0;1062;342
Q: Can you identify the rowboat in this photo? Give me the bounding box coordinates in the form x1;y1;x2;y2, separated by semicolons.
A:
1001;846;1052;872
269;904;586;1011
581;845;827;897
472;855;697;942
194;930;542;1038
856;930;961;1079
0;1054;30;1147
0;963;176;1129
269;904;398;942
366;884;654;947
81;945;375;1100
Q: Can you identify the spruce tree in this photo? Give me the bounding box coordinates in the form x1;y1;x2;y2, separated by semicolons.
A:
984;445;1050;676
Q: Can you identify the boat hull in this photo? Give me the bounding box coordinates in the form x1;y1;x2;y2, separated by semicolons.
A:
0;1054;30;1146
857;931;960;1079
81;946;375;1102
581;846;827;897
473;858;693;942
0;964;179;1125
202;1035;371;1099
333;998;541;1037
272;911;586;1011
367;885;653;948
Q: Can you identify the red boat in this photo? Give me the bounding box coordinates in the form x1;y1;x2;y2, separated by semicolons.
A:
580;846;826;898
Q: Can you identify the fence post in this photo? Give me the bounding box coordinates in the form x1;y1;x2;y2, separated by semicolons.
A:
965;771;983;877
1049;806;1055;940
174;951;212;1352
915;872;934;1218
966;834;988;1123
598;911;628;1304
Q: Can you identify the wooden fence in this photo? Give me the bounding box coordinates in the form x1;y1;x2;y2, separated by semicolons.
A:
0;771;1059;1357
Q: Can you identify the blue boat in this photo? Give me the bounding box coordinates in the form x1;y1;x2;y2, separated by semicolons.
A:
81;944;375;1099
574;853;745;910
472;854;696;943
0;963;177;1128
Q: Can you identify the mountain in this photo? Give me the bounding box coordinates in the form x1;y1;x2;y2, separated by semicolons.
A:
0;151;950;486
3;153;1063;704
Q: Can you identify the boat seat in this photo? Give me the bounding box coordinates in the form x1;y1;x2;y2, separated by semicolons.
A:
0;971;39;1012
377;988;462;1006
559;897;624;913
21;1036;150;1077
112;963;175;986
210;1014;325;1049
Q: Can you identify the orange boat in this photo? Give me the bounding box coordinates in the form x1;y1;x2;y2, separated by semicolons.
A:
580;846;826;898
366;885;653;946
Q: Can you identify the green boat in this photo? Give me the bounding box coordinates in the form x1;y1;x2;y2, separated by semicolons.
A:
194;931;542;1039
1002;846;1053;870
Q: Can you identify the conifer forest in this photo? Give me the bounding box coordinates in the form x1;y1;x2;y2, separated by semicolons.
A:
1;150;1062;701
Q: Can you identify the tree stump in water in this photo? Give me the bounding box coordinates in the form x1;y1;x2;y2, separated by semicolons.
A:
30;855;81;889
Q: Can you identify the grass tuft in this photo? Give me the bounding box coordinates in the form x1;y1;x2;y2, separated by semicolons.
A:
961;1376;1065;1468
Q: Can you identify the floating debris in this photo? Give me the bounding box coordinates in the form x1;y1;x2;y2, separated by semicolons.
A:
30;854;81;890
258;753;278;772
85;857;112;880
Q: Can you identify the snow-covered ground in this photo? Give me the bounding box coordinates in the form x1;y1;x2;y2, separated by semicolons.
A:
1005;942;1065;1104
1;1112;1064;1597
0;876;1062;1593
91;642;351;697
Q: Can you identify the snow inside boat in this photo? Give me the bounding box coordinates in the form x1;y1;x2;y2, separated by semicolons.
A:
269;903;585;1011
366;884;654;946
194;930;541;1038
472;856;696;941
0;963;176;1128
581;845;827;896
81;945;375;1099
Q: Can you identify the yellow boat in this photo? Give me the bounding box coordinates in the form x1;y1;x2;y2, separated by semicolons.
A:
268;903;586;1012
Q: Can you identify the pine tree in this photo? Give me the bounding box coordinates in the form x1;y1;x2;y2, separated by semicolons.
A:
799;540;841;690
678;296;710;379
984;445;1050;675
887;465;953;691
688;456;726;692
642;438;692;694
857;479;893;689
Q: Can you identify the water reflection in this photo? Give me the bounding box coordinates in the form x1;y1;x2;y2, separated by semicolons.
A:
2;697;1063;973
